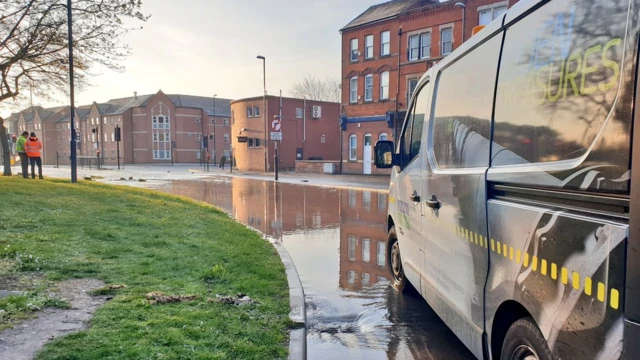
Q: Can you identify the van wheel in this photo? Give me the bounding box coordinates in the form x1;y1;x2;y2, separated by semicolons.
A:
388;226;406;292
501;318;552;360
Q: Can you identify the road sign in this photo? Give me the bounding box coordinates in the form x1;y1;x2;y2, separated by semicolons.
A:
270;132;282;141
271;119;281;132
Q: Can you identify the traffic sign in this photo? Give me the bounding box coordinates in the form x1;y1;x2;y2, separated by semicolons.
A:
270;132;282;141
271;119;281;132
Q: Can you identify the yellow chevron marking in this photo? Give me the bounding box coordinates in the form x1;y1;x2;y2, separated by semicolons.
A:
532;256;538;272
561;268;568;285
611;288;619;309
551;263;557;280
585;277;592;296
573;272;580;290
516;250;521;264
541;259;547;276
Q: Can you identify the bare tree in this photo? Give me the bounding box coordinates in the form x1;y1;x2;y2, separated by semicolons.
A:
0;0;148;175
291;75;341;103
1;117;11;176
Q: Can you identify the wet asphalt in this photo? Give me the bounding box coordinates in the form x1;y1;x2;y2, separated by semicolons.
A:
158;177;475;360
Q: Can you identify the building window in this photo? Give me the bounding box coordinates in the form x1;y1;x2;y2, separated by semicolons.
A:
362;239;371;263
379;133;388;141
91;118;94;126
409;32;431;61
255;138;260;147
364;74;373;101
110;118;114;125
196;151;201;160
441;27;453;55
248;138;254;148
381;31;390;56
111;133;115;142
91;134;95;143
348;236;356;261
365;35;373;59
296;108;303;118
103;118;107;125
479;3;508;26
350;38;358;62
254;106;260;117
363;191;371;212
420;32;431;59
409;34;420;61
349;134;357;160
377;241;386;266
223;118;229;126
111;149;115;159
349;77;358;103
224;134;230;144
247;107;253;118
211;118;216;124
407;78;419;104
104;133;108;143
380;71;389;100
321;135;326;143
196;134;201;141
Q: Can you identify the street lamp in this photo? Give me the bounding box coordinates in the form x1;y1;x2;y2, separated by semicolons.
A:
257;55;268;173
455;2;467;43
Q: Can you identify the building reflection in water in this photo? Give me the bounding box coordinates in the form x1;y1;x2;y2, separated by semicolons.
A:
161;177;473;360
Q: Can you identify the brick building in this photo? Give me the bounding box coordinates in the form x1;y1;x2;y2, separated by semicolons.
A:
5;91;232;166
339;0;517;175
230;95;340;173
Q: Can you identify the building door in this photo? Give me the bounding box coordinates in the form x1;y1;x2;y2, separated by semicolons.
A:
363;134;372;174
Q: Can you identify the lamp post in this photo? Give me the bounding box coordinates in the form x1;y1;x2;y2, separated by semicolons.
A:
455;2;467;43
257;55;268;173
67;0;77;183
212;94;217;166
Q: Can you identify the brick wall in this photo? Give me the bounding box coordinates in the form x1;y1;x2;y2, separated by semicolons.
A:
295;160;340;174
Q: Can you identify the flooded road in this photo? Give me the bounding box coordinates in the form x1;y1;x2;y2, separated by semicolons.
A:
159;177;474;360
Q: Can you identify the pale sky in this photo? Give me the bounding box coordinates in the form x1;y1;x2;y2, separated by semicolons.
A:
2;0;379;116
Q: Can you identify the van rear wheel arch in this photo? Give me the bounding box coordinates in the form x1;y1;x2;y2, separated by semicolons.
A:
491;300;538;359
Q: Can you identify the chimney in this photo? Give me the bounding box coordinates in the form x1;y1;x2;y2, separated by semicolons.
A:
134;91;138;99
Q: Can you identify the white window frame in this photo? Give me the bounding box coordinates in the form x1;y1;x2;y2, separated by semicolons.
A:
420;32;431;59
224;134;230;144
254;106;260;117
247;107;253;118
103;117;107;125
349;77;358;103
381;31;390;56
296;108;303;119
379;133;388;141
350;38;358;62
349;134;357;161
441;26;453;56
380;71;389;100
364;74;373;102
152;114;171;160
365;35;373;59
223;118;229;126
408;34;420;61
478;2;508;26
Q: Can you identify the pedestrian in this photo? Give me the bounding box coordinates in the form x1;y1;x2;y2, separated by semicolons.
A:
220;154;226;170
24;132;43;179
16;131;29;179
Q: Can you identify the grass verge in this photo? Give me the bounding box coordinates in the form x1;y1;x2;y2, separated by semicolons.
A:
0;176;290;359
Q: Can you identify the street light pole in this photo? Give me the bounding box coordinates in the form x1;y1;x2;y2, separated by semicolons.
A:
67;0;77;183
257;55;267;173
455;2;467;42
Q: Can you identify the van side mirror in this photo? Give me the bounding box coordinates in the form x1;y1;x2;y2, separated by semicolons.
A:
374;140;396;168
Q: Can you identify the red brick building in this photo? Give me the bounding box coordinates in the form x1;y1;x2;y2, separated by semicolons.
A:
6;91;232;166
230;96;340;172
339;0;517;175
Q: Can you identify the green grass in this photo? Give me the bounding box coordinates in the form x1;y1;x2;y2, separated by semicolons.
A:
0;177;290;359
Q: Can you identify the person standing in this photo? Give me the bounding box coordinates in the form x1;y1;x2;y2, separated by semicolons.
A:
16;131;29;179
219;154;226;170
24;132;43;179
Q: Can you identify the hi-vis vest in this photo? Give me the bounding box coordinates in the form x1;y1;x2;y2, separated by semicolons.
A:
24;138;42;158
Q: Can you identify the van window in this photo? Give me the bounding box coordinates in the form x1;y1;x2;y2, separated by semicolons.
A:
492;0;631;180
432;35;501;169
400;83;428;166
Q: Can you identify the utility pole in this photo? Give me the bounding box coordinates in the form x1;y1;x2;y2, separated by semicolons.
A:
115;125;121;170
257;55;267;172
67;0;77;183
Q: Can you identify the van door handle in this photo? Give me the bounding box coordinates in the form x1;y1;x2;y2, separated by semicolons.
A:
426;194;441;209
410;191;420;202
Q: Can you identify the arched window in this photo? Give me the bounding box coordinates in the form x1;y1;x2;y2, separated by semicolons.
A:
380;71;389;100
349;135;357;160
364;74;373;101
379;133;388;141
350;77;358;103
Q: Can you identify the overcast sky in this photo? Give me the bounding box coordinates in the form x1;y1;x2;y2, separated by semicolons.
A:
2;0;380;116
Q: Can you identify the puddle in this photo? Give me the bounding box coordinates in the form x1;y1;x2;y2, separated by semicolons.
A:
159;177;474;359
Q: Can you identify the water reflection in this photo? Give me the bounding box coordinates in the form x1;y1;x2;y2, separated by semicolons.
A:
160;178;473;359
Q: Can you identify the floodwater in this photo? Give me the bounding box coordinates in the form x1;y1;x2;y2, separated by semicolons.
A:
159;177;474;360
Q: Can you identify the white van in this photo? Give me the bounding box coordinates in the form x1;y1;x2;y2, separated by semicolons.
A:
374;0;639;359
